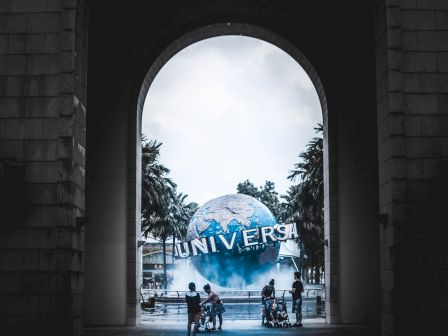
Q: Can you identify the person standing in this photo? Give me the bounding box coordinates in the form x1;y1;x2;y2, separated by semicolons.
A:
186;282;202;336
202;283;222;331
261;279;275;326
289;271;304;327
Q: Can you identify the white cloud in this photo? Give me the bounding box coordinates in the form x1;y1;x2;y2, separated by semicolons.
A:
142;36;322;205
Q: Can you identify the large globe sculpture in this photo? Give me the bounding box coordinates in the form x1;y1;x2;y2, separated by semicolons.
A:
186;194;280;288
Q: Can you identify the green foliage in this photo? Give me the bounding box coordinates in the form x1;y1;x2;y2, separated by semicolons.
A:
141;135;198;289
237;179;281;221
281;123;324;272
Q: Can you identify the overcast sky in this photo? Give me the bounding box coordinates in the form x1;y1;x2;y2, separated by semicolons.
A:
142;36;322;206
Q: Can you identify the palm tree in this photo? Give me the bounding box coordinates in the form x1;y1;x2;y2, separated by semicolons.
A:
141;136;176;289
282;123;324;281
170;193;198;278
141;135;199;289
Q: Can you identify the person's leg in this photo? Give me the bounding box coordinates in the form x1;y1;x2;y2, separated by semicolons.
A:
218;313;222;328
297;297;303;326
193;312;200;335
188;313;193;336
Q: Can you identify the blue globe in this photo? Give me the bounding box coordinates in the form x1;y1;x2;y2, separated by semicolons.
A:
186;194;280;288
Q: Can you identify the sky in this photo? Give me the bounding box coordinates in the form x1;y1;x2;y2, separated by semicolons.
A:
142;36;322;206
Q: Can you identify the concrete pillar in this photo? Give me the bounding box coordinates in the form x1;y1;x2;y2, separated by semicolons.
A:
0;1;88;335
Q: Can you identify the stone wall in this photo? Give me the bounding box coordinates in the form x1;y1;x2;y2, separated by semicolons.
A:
375;0;448;335
0;0;88;335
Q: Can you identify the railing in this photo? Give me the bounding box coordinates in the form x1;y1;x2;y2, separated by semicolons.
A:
140;286;325;321
141;286;325;303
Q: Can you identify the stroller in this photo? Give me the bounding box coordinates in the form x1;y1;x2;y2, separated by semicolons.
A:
262;296;292;328
272;298;292;328
199;304;214;332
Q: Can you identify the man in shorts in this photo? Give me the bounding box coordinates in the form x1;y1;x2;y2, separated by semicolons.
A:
289;271;304;327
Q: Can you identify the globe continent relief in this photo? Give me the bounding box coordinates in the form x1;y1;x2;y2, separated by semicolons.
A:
186;194;279;288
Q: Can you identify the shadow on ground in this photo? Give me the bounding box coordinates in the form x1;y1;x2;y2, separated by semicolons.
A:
85;320;380;336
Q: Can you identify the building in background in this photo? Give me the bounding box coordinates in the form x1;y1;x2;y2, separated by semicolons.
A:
142;238;174;289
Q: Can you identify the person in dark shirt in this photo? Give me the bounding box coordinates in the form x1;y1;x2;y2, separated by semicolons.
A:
289;271;304;327
261;279;275;326
185;282;201;336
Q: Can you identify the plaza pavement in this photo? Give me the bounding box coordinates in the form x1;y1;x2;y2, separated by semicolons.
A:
84;319;379;336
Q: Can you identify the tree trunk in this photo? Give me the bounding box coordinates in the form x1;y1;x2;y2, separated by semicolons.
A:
162;238;167;291
172;235;176;279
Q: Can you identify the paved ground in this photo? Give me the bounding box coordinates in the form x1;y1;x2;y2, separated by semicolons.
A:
84;320;380;336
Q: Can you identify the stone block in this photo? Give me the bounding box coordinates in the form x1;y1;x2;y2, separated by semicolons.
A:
400;0;417;9
60;72;75;93
0;54;26;75
0;272;21;293
440;94;448;114
421;115;439;135
3;118;25;138
437;52;448;72
439;115;448;135
61;8;76;30
56;182;73;205
417;0;448;10
26;54;60;75
39;250;57;272
0;75;6;95
8;33;25;53
73;141;85;167
0;139;23;159
25;97;59;117
60;30;76;51
23;118;43;139
40;205;58;226
401;9;435;30
43;118;58;139
25;161;57;183
420;73;448;92
422;159;440;178
6;76;22;96
28;183;57;204
72;164;84;187
402;31;418;50
403;51;437;72
435;11;448;29
24;75;45;96
73;184;84;208
38;294;55;313
25;33;59;54
4;294;39;316
418;31;448;51
402;73;420;92
23;139;57;160
0;14;27;33
57;159;73;182
406;136;441;158
2;250;39;272
57;137;73;159
407;158;423;179
57;205;75;226
10;0;48;13
21;273;53;294
58;116;74;137
0;97;24;117
28;13;60;33
404;93;438;114
44;75;60;95
0;34;7;53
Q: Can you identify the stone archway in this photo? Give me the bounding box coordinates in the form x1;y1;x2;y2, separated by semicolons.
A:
85;15;379;327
